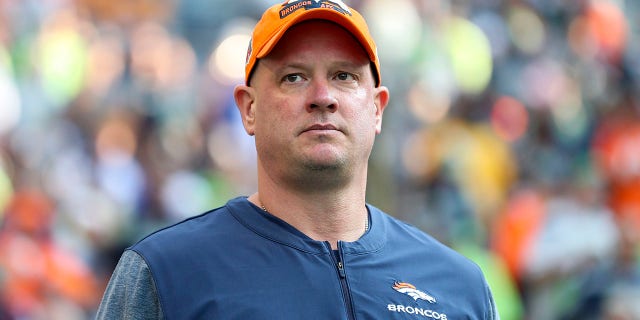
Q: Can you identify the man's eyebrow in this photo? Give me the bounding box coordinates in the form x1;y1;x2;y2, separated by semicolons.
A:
331;60;369;70
280;62;309;70
263;59;368;76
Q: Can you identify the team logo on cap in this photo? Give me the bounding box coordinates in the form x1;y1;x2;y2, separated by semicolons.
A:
280;0;352;18
393;281;437;304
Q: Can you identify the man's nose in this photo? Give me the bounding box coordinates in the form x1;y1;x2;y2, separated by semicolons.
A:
306;78;338;113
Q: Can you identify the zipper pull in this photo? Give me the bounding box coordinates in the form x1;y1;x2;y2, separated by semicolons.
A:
337;261;346;278
329;242;347;279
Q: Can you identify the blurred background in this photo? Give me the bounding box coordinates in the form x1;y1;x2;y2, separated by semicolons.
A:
1;0;639;319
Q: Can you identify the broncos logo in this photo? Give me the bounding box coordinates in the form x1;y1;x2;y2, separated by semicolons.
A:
393;282;437;303
283;0;351;15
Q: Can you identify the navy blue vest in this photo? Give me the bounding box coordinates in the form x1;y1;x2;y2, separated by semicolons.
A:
132;197;496;319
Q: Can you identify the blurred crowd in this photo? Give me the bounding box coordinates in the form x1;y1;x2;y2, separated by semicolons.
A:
0;0;639;319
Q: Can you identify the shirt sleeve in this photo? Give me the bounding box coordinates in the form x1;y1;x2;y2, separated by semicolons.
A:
96;249;163;319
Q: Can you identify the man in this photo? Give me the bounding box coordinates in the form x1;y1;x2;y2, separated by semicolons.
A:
97;1;499;319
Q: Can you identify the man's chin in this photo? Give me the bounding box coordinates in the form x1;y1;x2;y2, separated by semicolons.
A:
302;159;343;172
293;161;350;191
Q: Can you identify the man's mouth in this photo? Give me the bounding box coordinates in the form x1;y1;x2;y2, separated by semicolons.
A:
303;124;338;132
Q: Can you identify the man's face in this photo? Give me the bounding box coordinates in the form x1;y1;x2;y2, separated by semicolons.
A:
239;20;388;188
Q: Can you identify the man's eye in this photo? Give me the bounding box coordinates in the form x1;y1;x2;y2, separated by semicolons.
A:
335;72;356;81
284;74;303;83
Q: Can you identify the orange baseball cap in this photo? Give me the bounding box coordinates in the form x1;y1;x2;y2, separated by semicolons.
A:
245;0;381;87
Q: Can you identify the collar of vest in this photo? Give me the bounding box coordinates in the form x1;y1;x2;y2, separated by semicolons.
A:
227;197;387;255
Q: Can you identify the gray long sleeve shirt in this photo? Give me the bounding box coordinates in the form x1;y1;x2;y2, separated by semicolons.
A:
97;250;163;319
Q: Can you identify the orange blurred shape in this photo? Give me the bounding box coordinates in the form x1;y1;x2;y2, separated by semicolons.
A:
0;237;100;314
608;179;640;229
592;114;640;235
585;0;627;62
45;244;100;308
0;189;100;314
490;96;529;142
491;188;546;280
4;189;54;235
0;234;45;315
592;119;640;181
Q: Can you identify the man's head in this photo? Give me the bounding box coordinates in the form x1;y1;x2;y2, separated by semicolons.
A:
234;1;389;191
244;0;381;87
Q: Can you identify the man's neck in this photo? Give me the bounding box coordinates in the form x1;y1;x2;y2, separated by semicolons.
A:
248;188;368;250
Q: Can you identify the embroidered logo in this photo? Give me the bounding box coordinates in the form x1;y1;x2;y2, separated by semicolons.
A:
393;281;437;304
280;0;352;19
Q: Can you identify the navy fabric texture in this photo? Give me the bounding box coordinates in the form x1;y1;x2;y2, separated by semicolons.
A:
131;197;496;319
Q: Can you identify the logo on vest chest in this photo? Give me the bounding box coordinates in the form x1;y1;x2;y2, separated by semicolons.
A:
392;281;436;303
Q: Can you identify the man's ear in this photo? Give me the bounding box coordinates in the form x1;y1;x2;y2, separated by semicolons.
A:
373;86;390;134
234;85;257;136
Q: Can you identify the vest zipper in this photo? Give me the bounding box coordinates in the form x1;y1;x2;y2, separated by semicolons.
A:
328;242;356;320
